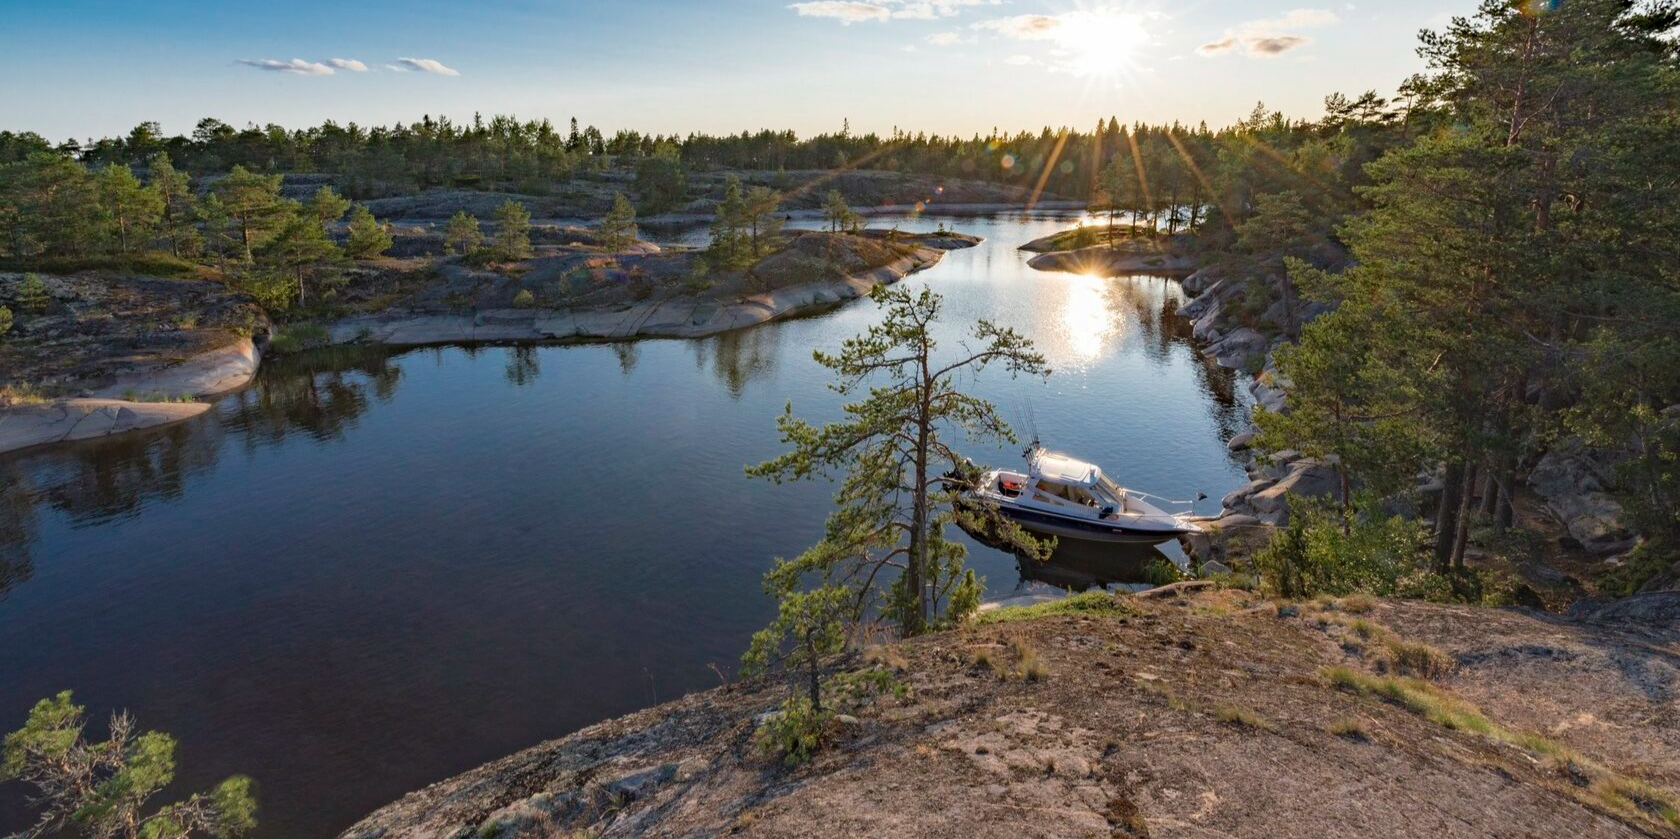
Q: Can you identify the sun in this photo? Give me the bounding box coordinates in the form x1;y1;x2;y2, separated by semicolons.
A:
1054;8;1151;78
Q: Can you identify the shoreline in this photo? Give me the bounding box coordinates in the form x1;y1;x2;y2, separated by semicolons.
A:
0;246;951;456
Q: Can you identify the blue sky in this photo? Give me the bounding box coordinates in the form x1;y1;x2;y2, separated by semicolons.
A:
0;0;1470;141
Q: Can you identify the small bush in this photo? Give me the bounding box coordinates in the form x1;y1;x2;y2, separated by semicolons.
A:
0;305;11;338
1255;495;1422;599
753;696;835;766
512;289;536;308
1339;594;1375;614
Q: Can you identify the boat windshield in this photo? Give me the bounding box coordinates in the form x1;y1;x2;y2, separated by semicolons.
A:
1096;474;1125;503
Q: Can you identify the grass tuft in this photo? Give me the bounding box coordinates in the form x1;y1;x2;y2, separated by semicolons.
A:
1326;717;1369;741
1383;637;1455;680
1213;704;1274;731
1338;594;1375;614
1010;638;1048;682
973;590;1131;625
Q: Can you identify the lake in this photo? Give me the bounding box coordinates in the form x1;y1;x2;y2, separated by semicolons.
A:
0;212;1249;837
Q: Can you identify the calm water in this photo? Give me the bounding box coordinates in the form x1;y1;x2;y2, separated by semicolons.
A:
0;212;1249;837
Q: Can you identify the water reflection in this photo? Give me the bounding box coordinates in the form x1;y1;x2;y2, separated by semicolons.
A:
1013;541;1177;591
223;347;404;447
691;327;782;398
503;346;541;387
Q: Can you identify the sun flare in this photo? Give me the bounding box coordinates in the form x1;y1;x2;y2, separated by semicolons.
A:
1055;9;1150;78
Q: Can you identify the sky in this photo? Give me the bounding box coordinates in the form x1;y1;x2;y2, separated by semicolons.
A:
0;0;1473;142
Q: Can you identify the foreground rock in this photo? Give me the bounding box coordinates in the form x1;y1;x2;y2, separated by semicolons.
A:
342;590;1680;839
0;399;211;453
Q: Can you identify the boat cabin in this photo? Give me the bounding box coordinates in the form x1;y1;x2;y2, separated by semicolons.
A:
995;449;1134;520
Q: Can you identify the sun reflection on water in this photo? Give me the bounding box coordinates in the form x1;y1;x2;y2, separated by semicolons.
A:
1055;273;1123;366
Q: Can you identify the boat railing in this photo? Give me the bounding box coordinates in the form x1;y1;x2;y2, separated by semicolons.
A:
1121;488;1208;517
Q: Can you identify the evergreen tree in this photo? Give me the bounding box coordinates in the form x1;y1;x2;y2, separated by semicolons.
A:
633;142;687;214
2;691;258;839
747;285;1051;637
210;166;287;262
259;204;343;306
490;199;532;261
344;204;393;259
15;272;49;311
743;185;785;257
147;152;200;258
821;189;854;233
707;175;751;268
94;163;162;255
444;210;483;255
195;193;237;273
303;184;351;227
598;192;638;252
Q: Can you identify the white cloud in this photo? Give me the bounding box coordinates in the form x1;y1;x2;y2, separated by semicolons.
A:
328;57;368;72
789;1;891;23
393;57;460;76
238;58;335;76
925;30;975;46
974;13;1063;40
1197;8;1336;58
789;0;998;24
1003;54;1035;65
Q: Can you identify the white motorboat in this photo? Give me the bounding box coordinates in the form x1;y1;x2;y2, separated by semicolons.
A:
966;446;1203;545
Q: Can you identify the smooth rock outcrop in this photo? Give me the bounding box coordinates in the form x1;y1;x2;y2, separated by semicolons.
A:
0;399;210;455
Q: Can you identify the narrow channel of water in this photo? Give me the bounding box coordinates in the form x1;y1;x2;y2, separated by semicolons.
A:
0;212;1249;837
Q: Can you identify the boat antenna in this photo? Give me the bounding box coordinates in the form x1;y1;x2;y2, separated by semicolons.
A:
1016;397;1041;456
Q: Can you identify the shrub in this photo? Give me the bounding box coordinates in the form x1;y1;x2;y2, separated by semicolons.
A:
15;273;50;311
753;696;834;766
1383;637;1454;680
269;322;330;354
512;289;536;308
0;305;10;338
1254;496;1422;599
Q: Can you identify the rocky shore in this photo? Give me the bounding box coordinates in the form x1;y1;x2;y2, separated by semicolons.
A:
340;588;1680;838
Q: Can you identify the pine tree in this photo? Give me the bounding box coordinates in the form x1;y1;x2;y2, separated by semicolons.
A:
821;189;854;233
15;272;49;311
210;166;287;262
747;285;1051;637
490;200;533;262
259;204;343;307
444;210;483;255
707;175;751;268
345;204;393;259
94;163;162;255
147;152;200;258
743;185;784;257
303;185;351;227
598;192;638;252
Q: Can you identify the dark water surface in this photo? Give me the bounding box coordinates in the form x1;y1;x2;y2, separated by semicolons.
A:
0;213;1249;837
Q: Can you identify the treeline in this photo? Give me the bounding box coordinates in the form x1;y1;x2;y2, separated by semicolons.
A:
1252;0;1680;598
1;95;1413;223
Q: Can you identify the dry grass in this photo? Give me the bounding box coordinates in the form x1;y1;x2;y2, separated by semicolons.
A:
1338;594;1376;614
1010;638;1048;682
1214;704;1275;731
863;644;909;672
1326;718;1369;741
1383;637;1455;680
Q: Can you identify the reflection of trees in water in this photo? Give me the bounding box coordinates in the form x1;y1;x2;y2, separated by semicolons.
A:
0;347;406;601
503;346;540;387
1101;276;1247;443
223;346;404;447
611;342;640;376
0;467;39;600
690;327;780;397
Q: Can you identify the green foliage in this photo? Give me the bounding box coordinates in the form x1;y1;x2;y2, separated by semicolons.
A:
257;205;343;307
302;185;350;226
633;141;687;214
707;175;752;269
490;199;532;261
0;304;11;338
511;289;536;308
15;271;49;310
821;189;856;234
209;166;287;262
147;153;201;259
1596;539;1676;598
972;590;1131;625
743;184;784;257
444;210;483;256
268;322;330;354
2;691;257;839
1255;494;1423;599
742;585;849;709
753;695;834;767
598;192;638;251
344;204;393;259
94;163;163;255
747;284;1050;642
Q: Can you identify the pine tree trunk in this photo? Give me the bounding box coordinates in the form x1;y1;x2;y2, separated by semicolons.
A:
1451;463;1478;570
1434;462;1464;573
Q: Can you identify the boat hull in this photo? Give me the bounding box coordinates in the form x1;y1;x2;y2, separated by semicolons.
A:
992;503;1194;545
